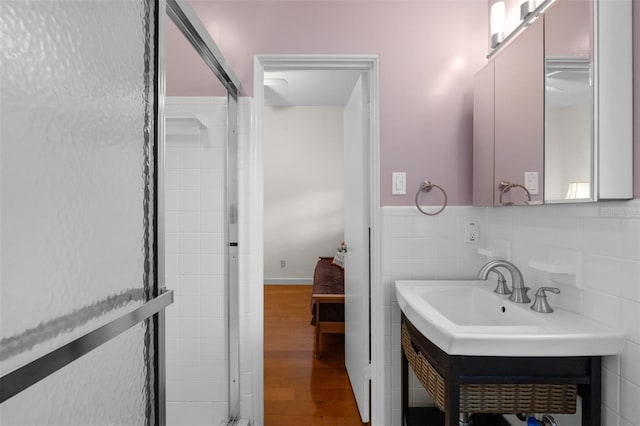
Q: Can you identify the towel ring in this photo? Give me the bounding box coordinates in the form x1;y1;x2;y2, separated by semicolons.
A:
498;181;532;205
415;181;448;216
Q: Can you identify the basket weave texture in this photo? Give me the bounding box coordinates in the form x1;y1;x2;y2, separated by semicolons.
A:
401;323;577;414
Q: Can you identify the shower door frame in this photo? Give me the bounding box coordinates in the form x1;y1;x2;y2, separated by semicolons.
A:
165;0;243;423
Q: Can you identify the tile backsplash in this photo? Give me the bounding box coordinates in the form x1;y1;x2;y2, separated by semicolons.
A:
384;200;640;426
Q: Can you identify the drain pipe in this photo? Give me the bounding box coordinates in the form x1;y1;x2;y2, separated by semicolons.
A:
459;412;471;426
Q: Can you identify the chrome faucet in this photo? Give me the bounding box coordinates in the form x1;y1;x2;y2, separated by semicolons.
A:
478;260;531;303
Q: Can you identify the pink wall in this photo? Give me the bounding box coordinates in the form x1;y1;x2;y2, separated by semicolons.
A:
170;1;488;206
168;1;639;204
634;0;640;198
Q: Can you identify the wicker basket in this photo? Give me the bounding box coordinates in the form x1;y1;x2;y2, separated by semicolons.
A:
401;323;577;414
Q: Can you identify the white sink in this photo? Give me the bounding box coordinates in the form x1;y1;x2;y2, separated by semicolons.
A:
395;279;625;357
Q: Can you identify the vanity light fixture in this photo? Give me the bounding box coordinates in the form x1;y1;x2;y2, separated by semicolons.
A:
520;0;538;20
490;1;506;48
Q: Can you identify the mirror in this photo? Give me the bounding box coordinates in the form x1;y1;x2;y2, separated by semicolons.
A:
543;0;594;203
472;0;632;206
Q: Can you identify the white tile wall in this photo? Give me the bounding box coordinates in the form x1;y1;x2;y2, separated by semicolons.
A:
165;97;229;426
384;200;640;426
382;206;486;425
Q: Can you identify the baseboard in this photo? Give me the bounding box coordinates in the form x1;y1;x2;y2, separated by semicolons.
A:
264;278;313;285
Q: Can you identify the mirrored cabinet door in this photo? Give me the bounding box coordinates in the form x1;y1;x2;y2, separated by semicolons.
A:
544;0;594;203
494;17;544;206
473;61;495;207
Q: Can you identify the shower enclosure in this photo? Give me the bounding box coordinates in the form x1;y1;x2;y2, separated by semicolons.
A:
1;0;169;424
1;0;241;424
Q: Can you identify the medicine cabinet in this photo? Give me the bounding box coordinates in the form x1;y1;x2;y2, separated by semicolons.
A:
472;0;632;206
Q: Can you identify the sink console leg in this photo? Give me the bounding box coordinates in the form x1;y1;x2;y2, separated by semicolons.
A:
402;347;408;425
580;356;602;426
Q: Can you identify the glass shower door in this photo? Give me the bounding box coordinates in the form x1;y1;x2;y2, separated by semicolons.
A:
1;1;167;424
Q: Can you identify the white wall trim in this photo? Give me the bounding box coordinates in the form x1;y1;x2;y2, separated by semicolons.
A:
251;54;381;425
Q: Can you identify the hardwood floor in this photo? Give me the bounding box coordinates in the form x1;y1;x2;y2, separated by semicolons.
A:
264;285;367;425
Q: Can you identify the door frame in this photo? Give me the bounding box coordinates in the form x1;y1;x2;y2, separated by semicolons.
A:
250;54;382;424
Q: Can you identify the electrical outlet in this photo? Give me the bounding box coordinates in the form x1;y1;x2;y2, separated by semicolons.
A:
280;260;286;268
465;221;479;243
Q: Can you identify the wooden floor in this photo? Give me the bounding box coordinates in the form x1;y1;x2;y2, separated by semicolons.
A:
264;285;367;426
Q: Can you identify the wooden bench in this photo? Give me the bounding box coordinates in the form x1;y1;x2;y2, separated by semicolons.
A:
310;257;345;358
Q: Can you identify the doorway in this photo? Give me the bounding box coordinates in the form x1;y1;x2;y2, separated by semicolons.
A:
249;55;381;425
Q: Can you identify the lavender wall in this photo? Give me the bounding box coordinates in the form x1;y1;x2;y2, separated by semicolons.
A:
170;1;488;205
169;1;639;204
634;0;640;199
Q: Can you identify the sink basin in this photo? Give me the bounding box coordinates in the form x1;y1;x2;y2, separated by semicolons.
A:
395;279;625;357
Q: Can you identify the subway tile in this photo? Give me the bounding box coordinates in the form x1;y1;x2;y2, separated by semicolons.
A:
621;299;640;345
166;253;178;276
179;275;200;295
390;238;415;260
166;338;178;361
200;147;225;170
390;216;414;238
166;146;179;169
179;254;200;275
166;190;179;211
200;360;227;381
201;169;223;191
431;237;458;260
178;233;200;254
201;254;223;275
178;295;201;318
178;190;201;211
620;220;640;260
201;233;223;254
433;215;458;237
583;290;621;328
620;379;640;425
620;260;640;302
178;318;200;340
602;367;620;410
201;275;224;295
584;254;620;297
412;216;434;237
201;212;222;233
178;147;201;169
201;190;223;212
553;216;583;250
200;317;225;340
168;360;200;382
166;318;178;339
201;339;226;360
165;169;178;190
178;169;201;190
178;212;200;233
177;339;201;361
165;213;179;236
584;218;620;257
200;295;223;318
166;232;178;254
166;402;217;425
621;341;640;387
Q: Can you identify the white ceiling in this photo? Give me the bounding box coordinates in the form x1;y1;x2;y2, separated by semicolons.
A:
263;70;362;106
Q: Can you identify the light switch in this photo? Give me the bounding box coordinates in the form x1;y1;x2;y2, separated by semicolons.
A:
392;172;406;195
524;172;539;195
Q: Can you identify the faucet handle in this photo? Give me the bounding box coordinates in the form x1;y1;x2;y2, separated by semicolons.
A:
492;270;511;295
531;287;561;313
